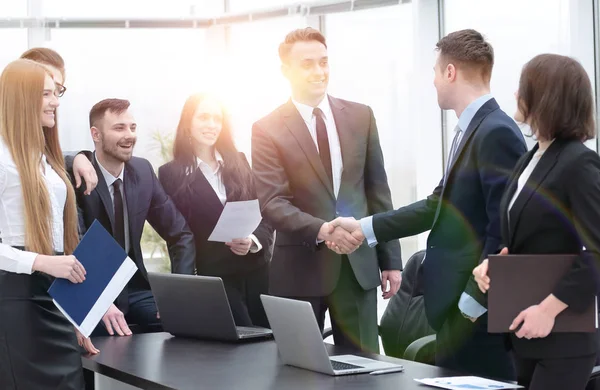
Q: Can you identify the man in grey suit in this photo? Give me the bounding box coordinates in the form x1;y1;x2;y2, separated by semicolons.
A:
251;27;402;353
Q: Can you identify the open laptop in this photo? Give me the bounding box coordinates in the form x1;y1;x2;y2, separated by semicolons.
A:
260;294;403;375
148;273;272;341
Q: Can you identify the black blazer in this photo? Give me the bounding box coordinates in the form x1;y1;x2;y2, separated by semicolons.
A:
158;154;274;276
495;139;600;359
371;99;527;330
252;96;402;297
66;154;196;290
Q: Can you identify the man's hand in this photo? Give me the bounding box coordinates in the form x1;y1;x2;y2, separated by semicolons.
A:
72;153;98;195
324;217;365;254
330;217;364;240
473;247;508;293
381;270;402;299
318;222;361;254
76;329;100;355
102;304;132;336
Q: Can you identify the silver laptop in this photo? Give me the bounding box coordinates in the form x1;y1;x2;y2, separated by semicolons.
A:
148;273;272;341
260;294;403;375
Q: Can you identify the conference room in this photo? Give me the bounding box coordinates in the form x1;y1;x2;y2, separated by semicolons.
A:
1;0;599;389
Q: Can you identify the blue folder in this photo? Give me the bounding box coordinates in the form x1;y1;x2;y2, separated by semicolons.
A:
48;220;128;326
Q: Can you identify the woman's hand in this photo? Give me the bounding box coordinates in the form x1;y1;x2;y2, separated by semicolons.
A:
510;305;555;339
509;294;567;339
72;153;98;195
226;237;253;256
32;255;86;283
76;329;100;355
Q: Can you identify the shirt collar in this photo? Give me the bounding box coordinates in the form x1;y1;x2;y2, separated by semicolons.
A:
292;95;332;124
457;94;493;132
94;152;124;187
196;151;224;174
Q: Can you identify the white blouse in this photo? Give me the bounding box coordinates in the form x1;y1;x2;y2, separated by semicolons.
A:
508;142;552;213
196;153;227;206
0;139;67;274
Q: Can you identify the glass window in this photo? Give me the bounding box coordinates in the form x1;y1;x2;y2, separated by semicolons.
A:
0;0;27;17
45;29;207;157
326;4;415;256
325;3;413;325
0;30;28;71
228;0;311;12
443;0;595;150
225;17;307;156
42;0;224;18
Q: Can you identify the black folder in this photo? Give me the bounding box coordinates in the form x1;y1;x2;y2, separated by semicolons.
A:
487;254;597;333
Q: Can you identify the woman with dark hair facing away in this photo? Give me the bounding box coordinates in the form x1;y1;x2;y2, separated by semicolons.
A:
473;53;600;390
0;59;97;390
159;93;273;327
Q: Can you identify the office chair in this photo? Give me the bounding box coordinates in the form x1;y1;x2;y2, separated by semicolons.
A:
321;249;435;363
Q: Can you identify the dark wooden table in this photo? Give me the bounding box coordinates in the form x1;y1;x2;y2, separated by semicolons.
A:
82;332;457;389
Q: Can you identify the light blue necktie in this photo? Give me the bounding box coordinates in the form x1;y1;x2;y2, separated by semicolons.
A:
443;125;463;185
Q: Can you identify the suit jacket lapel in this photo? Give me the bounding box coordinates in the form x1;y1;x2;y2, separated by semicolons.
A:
281;99;335;198
431;99;500;228
507;140;562;246
447;99;500;179
93;157;115;230
189;168;225;222
499;151;530;245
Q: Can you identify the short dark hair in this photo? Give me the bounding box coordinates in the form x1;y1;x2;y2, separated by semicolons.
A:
278;27;327;63
436;29;494;82
518;54;595;142
89;98;131;128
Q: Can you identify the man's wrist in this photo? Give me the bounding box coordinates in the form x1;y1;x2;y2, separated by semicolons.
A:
317;222;331;241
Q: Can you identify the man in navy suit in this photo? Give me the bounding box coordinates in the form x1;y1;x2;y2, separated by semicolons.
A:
329;29;527;379
66;99;196;338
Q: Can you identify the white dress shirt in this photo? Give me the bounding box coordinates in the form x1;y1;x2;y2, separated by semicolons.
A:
95;154;130;253
196;152;262;253
0;139;67;274
292;96;343;198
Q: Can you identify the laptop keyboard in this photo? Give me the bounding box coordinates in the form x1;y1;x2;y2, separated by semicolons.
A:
330;360;363;371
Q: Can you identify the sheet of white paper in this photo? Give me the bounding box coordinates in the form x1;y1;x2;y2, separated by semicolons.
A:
414;376;523;389
208;199;262;243
53;257;138;338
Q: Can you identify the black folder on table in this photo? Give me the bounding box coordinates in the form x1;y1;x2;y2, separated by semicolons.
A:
488;254;597;333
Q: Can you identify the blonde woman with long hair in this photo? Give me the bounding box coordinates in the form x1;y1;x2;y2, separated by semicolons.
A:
0;59;96;389
19;47;99;193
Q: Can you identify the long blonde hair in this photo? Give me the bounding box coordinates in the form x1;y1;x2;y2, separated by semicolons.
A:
0;59;78;255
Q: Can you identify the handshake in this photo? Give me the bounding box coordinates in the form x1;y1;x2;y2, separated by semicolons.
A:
318;217;365;254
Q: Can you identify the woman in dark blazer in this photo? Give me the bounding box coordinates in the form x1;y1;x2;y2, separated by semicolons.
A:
159;93;273;328
473;54;600;390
